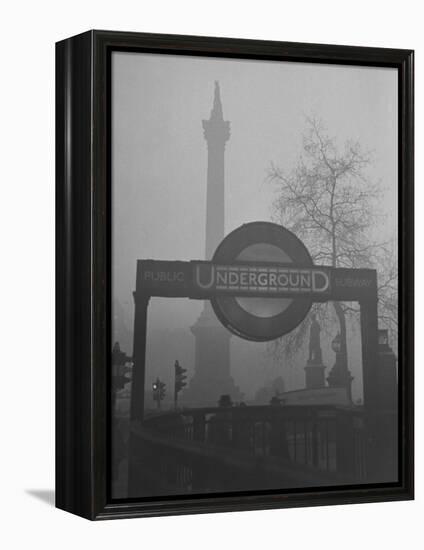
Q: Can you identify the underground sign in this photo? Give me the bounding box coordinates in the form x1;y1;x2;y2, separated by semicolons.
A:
210;222;314;341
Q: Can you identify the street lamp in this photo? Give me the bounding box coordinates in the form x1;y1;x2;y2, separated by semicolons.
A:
331;332;342;354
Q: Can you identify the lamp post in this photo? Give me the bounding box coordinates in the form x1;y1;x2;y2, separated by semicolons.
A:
327;332;354;403
331;332;341;355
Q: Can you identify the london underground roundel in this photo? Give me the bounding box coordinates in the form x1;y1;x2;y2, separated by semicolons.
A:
210;222;313;341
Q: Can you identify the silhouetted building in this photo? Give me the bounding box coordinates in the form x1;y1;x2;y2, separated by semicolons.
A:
183;82;242;406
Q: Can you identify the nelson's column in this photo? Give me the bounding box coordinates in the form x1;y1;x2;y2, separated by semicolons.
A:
183;82;243;406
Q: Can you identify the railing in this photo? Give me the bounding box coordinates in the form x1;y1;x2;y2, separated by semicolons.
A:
127;403;398;498
144;405;363;472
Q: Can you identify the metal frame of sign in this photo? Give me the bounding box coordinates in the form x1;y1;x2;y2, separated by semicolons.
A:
56;30;414;520
131;256;378;426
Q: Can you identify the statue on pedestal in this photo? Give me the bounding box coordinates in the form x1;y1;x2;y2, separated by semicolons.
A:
308;314;323;364
305;314;326;389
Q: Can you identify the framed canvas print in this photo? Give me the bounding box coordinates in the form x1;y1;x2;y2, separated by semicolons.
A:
56;30;414;520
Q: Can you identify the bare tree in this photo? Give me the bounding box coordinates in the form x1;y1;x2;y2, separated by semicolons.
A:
370;242;398;350
268;116;397;361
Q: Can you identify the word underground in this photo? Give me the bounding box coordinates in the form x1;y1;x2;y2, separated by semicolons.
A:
195;264;330;295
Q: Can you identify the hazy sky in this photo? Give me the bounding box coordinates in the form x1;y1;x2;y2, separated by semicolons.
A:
111;51;397;400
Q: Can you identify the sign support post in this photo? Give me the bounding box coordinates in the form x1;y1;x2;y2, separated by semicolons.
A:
360;296;379;410
128;292;150;497
130;293;150;423
359;294;392;480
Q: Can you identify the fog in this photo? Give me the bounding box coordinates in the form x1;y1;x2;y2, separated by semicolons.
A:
111;52;397;405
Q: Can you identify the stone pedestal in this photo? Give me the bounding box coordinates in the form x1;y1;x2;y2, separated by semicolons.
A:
304;360;326;389
327;354;354;403
182;303;243;407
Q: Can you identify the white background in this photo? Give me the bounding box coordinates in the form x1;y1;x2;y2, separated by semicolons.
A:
0;1;421;548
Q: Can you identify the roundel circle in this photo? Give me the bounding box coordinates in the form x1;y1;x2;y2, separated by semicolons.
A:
210;222;313;341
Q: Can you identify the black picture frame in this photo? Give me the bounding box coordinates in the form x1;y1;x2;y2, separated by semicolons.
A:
56;30;414;520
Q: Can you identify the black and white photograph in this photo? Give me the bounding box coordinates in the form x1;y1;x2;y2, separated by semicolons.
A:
2;0;421;546
110;52;401;500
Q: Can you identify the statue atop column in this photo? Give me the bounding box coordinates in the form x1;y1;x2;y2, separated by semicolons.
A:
304;314;326;389
182;82;242;407
308;314;323;364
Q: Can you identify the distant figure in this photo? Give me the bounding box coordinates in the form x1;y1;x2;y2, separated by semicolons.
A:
269;395;282;406
218;394;233;408
309;314;323;364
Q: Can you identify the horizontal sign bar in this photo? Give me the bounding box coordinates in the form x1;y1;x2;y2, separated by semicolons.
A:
330;267;378;300
135;260;377;302
136;260;192;297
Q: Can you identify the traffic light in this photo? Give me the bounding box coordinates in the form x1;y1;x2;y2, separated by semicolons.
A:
175;360;188;393
159;380;166;400
112;342;132;393
152;377;166;409
113;367;131;392
174;360;187;408
112;342;131;367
